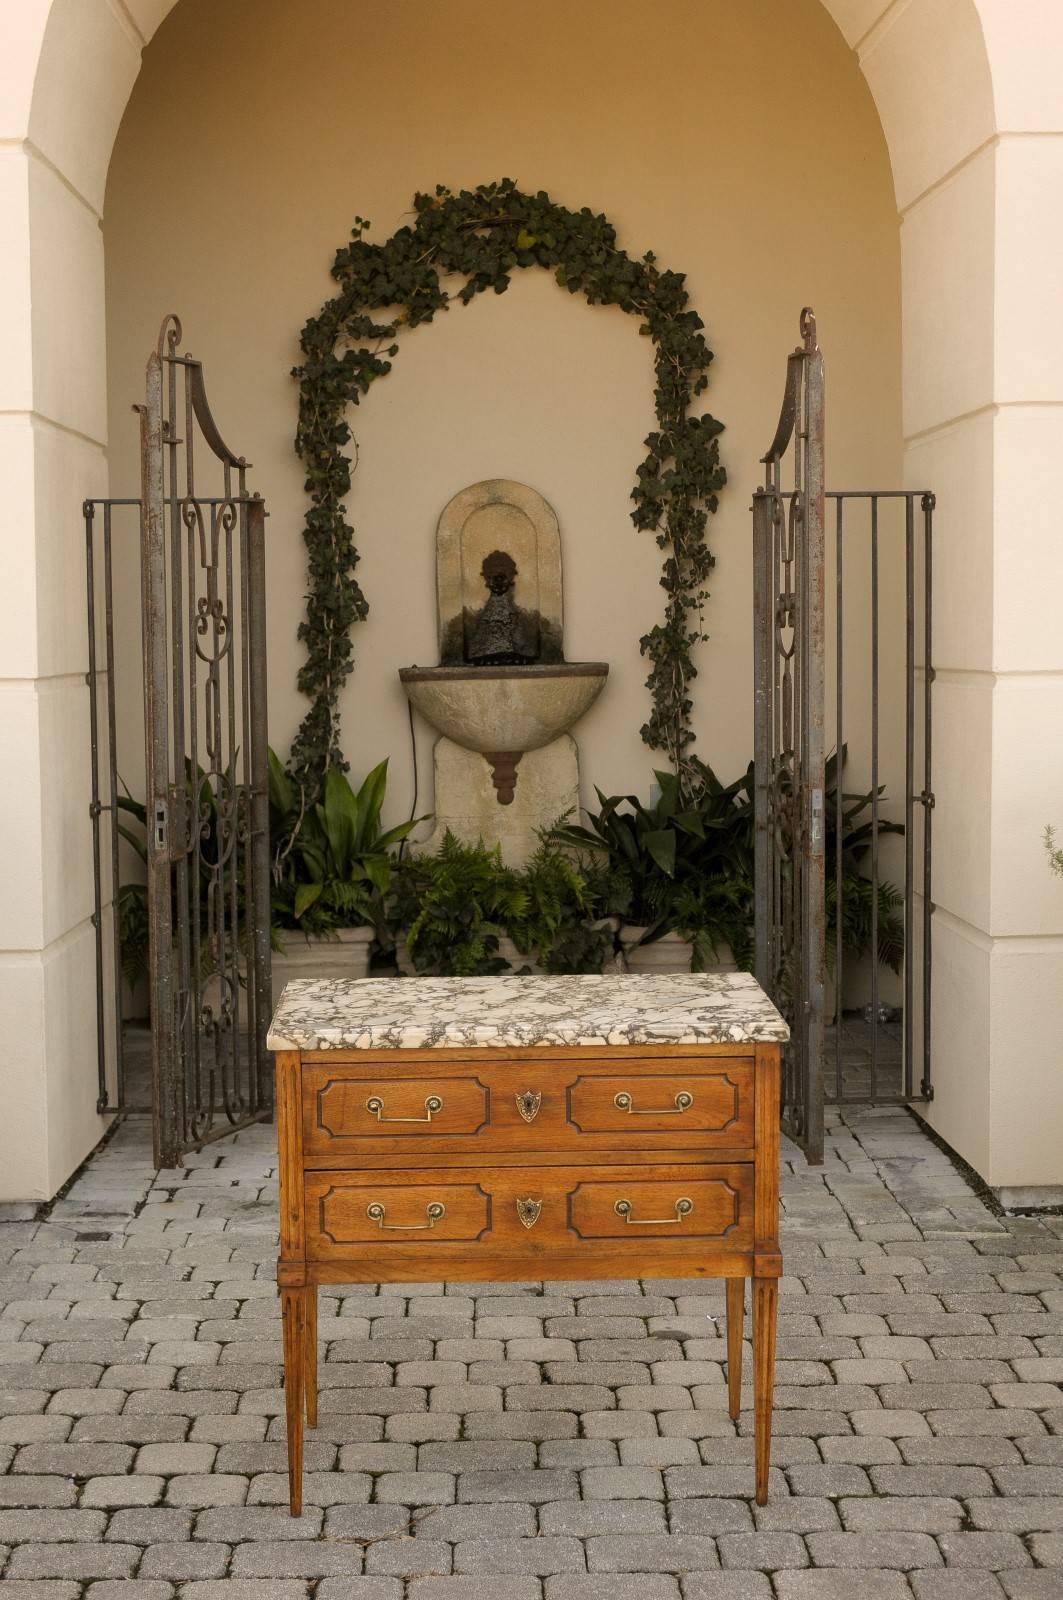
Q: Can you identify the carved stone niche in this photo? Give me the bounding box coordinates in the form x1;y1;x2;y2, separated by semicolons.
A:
437;479;564;666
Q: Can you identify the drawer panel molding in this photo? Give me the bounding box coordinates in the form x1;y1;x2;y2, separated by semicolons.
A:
313;1075;489;1140
312;1178;492;1247
567;1067;752;1139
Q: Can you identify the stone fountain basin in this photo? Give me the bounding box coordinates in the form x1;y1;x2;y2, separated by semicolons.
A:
399;662;608;754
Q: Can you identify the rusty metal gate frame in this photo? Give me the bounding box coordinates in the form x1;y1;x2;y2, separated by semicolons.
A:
86;314;272;1169
753;310;935;1164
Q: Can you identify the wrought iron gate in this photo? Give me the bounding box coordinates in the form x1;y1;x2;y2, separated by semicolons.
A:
86;315;272;1169
753;311;935;1163
753;310;826;1161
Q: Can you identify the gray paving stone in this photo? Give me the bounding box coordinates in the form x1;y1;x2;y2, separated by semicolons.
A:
585;1536;721;1572
772;1574;919;1599
193;1505;323;1539
413;1503;536;1540
137;1544;231;1578
0;1585;83;1600
717;1531;809;1567
453;1537;584;1575
934;1532;1032;1568
316;1584;404;1600
0;1476;77;1508
230;1539;368;1577
409;1582;542;1600
363;1537;453;1577
5;1544;141;1580
174;1585;309;1600
84;1586;174;1600
806;1531;944;1567
105;1507;193;1541
910;1577;1006;1600
676;1579;773;1600
0;1510;106;1542
966;1497;1063;1531
82;1474;166;1507
838;1496;964;1532
457;1469;578;1503
539;1499;666;1535
665;1500;755;1535
546;1581;683;1600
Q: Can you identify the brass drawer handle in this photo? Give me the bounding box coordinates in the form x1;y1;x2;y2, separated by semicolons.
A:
613;1090;693;1115
366;1200;446;1231
365;1094;443;1123
614;1197;693;1225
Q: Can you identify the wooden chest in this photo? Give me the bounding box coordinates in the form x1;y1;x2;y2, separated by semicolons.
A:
269;973;786;1515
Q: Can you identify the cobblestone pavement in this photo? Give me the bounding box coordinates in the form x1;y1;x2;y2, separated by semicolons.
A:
1;1105;1062;1600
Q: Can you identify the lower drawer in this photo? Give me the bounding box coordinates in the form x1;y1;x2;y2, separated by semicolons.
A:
305;1162;753;1261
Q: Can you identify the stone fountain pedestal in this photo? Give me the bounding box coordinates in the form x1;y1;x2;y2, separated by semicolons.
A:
422;735;579;867
401;479;607;866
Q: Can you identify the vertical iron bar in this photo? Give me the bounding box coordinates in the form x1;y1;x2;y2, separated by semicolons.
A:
904;495;916;1101
247;496;272;1106
140;353;179;1169
921;493;935;1099
166;348;191;1152
224;500;240;1116
869;496;880;1101
834;496;844;1103
85;502;109;1115
802;322;825;1164
103;504;125;1109
753;490;772;993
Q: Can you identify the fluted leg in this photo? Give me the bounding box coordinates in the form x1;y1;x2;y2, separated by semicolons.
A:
303;1284;318;1428
753;1276;778;1505
725;1277;744;1422
281;1287;305;1516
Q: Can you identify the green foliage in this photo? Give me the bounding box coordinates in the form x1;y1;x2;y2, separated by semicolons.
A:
552;762;754;963
291;179;725;795
390;832;527;976
554;750;905;981
269;752;422;941
389;830;621;977
505;834;621;975
1044;824;1063;878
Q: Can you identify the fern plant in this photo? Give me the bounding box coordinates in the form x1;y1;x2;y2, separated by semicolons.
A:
390;832;527;976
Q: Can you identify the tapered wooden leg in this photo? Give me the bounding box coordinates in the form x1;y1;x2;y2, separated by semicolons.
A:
281;1287;305;1517
725;1277;745;1422
303;1284;318;1428
753;1276;778;1505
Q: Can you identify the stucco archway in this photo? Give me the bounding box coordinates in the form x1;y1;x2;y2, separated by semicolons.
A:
2;0;1062;1202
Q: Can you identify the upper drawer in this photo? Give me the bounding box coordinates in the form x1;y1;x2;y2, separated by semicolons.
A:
566;1064;753;1141
301;1052;756;1160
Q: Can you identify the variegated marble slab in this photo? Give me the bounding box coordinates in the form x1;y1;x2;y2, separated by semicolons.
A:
267;971;788;1053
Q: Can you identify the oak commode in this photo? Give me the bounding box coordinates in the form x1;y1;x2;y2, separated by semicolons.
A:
267;971;787;1515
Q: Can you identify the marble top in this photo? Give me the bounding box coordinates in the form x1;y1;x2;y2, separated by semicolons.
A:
267;972;788;1053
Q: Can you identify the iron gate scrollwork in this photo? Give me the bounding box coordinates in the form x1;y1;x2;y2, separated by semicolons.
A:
753;309;826;1162
86;315;272;1169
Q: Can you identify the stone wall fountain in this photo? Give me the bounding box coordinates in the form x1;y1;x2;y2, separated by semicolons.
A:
400;479;608;865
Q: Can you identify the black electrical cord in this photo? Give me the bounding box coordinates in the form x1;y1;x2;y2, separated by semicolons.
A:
400;698;420;861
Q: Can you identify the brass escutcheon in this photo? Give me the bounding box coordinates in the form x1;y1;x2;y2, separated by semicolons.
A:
515;1089;542;1124
516;1197;543;1229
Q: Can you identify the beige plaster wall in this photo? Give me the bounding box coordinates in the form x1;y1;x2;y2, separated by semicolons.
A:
103;0;903;848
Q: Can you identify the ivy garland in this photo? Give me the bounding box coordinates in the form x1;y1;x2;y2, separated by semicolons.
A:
290;178;725;796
